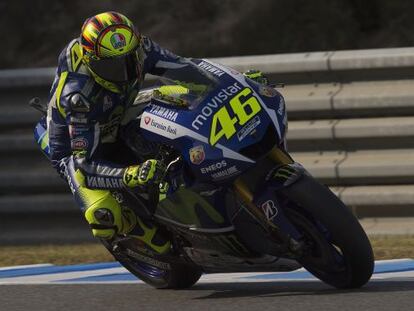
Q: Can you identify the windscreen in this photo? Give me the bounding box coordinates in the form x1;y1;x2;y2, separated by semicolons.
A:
153;59;220;109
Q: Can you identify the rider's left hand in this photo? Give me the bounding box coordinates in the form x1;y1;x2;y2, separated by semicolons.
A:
243;69;269;85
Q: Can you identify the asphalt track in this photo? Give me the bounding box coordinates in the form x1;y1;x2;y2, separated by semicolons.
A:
0;260;413;311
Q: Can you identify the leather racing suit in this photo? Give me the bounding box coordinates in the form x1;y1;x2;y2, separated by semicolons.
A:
47;35;183;253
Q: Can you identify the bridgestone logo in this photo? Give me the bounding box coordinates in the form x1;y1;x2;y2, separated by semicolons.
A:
125;249;171;270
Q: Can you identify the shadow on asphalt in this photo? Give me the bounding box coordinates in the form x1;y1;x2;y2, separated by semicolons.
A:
188;279;414;300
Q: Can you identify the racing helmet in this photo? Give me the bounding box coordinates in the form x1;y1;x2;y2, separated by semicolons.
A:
80;12;145;93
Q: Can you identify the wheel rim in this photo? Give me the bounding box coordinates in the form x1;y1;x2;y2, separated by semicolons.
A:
286;208;351;285
125;257;167;278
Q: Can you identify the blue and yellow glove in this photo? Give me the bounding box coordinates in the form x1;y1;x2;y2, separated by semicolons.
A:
243;69;269;85
123;159;161;188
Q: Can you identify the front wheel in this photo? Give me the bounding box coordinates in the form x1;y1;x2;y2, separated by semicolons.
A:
282;174;374;289
101;239;202;289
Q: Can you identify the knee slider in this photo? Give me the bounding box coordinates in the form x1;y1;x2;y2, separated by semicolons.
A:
85;206;118;239
83;190;137;239
84;191;123;239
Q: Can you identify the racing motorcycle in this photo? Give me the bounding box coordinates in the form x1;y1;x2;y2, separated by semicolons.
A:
32;59;374;289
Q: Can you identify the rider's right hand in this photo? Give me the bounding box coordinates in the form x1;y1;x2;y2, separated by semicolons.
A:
123;159;161;188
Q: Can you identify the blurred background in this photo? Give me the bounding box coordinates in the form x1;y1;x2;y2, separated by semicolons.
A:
1;0;414;69
0;0;414;264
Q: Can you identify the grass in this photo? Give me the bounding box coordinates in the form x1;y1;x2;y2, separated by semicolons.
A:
0;243;114;266
0;235;412;267
369;235;414;260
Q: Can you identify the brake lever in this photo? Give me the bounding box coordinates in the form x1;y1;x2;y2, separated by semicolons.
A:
269;83;285;88
147;156;182;210
159;156;181;182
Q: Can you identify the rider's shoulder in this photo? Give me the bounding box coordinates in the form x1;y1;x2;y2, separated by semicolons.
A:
57;38;89;75
141;35;154;53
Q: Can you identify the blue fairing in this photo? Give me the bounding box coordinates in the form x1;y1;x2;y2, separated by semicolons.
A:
139;59;287;184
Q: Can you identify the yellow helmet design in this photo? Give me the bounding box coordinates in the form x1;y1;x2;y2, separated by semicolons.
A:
80;12;144;93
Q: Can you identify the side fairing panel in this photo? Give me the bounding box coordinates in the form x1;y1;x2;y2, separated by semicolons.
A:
155;186;232;229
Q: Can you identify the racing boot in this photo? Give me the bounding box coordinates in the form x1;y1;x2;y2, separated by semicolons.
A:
84;191;137;240
85;199;171;254
129;216;171;255
121;159;172;254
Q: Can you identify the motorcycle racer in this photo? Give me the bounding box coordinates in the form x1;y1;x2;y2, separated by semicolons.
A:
47;11;185;254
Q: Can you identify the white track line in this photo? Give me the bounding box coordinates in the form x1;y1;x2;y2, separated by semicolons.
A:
0;267;131;284
0;259;413;285
0;264;53;271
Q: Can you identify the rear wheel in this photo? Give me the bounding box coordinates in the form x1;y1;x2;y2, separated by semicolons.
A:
282;174;374;289
101;239;202;289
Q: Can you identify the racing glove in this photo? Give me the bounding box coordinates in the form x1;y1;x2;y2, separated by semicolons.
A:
243;69;269;85
123;159;162;188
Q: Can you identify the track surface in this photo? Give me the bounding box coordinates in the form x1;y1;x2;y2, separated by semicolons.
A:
1;281;413;311
1;260;413;311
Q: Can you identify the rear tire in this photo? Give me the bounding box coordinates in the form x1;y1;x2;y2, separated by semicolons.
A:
101;239;202;289
282;174;374;289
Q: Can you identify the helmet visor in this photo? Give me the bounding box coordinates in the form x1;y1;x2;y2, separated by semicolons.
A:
89;48;143;84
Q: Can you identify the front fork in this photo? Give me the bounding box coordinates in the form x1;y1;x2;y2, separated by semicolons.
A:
232;147;307;256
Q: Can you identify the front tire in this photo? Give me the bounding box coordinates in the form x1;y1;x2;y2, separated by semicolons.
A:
282;174;374;289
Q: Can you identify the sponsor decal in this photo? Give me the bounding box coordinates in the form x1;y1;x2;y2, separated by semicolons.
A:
70;114;88;124
277;96;285;116
148;104;178;122
211;165;239;180
101;106;124;143
59;161;76;194
110;33;126;49
261;200;278;220
69;125;89;137
111;191;124;203
123;168;135;186
86;176;123;189
70;93;90;112
189;145;205;165
228;67;241;76
140;112;254;163
192;82;243;130
140;114;180;140
125;248;171;270
259;85;278;98
200;160;227;174
148;118;177;135
199;187;222;197
237;115;261;141
71;137;88;150
103;95;113;112
198;61;226;77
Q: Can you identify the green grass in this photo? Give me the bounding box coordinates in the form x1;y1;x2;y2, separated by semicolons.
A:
0;235;412;266
0;243;114;266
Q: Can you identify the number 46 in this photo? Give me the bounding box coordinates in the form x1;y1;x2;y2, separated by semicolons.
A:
209;87;262;145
